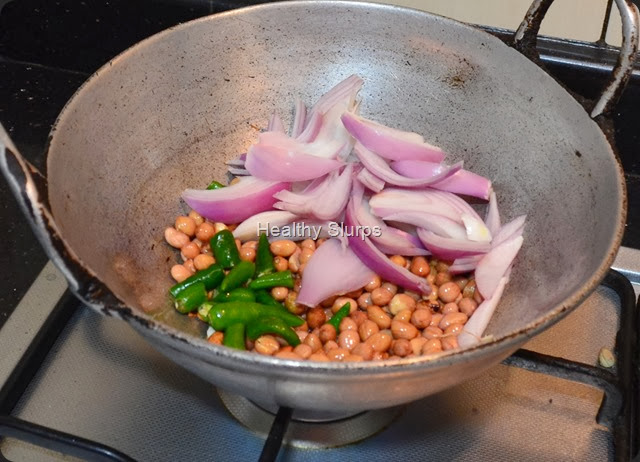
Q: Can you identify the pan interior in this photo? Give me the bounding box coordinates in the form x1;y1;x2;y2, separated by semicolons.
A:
46;2;623;344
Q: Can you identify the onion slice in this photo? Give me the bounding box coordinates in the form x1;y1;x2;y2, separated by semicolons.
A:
356;168;385;193
484;190;501;236
246;131;344;181
273;164;353;220
391;160;492;200
382;211;467;240
428;190;484;222
354;142;462;188
297;238;376;307
232;210;298;242
227;167;250;176
295;111;323;143
458;277;508;348
449;255;482;274
182;177;289;224
295;75;362;159
290;98;307;138
369;188;463;223
226;153;246;167
417;228;491;260
461;213;492;242
267;113;285;133
341;112;446;162
475;235;524;299
273;221;334;242
345;194;431;293
310;75;363;116
355;199;429;256
373;228;430;256
492;215;526;248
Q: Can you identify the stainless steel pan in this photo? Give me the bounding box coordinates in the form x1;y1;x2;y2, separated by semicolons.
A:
1;0;637;418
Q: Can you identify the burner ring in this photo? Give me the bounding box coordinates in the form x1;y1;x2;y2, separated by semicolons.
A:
218;389;404;449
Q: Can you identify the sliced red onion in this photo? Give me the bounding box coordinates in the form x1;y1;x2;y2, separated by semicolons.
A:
312;108;355;161
306;103;358;160
246;131;344;181
353;143;462;188
226;153;246;167
296;111;323;143
267;221;333;242
345;195;431;293
274;176;325;204
235;215;334;243
290;98;307;138
273;164;353;221
232;210;298;241
458;276;508;349
384;228;426;252
390;160;492;200
331;140;354;162
310;75;363;116
416;228;491;260
429;190;484;222
389;160;444;177
227;167;250;176
297;238;376;307
267;113;285;133
492;215;526;248
461;213;492;242
182;177;289;223
422;190;491;241
475;235;524;299
298;75;362;158
484;190;501;236
448;255;482;274
356;168;385;192
382;211;467;240
354;198;429;256
373;231;430;256
369;188;462;223
341;112;446;163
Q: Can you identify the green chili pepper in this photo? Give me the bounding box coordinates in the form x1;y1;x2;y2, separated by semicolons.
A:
254;233;275;278
222;323;246;350
248;270;294;290
246;317;300;347
169;263;224;298
327;302;351;330
211;230;241;269
213;287;256;303
198;301;214;320
220;260;255;292
206;180;225;190
207;302;304;331
173;282;207;314
254;290;282;307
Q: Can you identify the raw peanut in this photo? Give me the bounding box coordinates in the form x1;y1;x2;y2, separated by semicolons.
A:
367;305;392;329
391;320;419;340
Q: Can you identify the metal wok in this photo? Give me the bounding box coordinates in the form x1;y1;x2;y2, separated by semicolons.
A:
1;0;637;417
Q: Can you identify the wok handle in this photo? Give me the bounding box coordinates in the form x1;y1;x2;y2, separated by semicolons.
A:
0;123;126;314
513;0;639;118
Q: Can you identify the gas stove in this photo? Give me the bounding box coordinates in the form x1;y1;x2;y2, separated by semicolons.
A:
0;1;639;461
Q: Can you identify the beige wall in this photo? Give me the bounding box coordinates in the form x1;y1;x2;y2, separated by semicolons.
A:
362;0;622;45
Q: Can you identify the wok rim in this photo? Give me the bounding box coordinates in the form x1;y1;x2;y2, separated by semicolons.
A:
45;0;627;374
